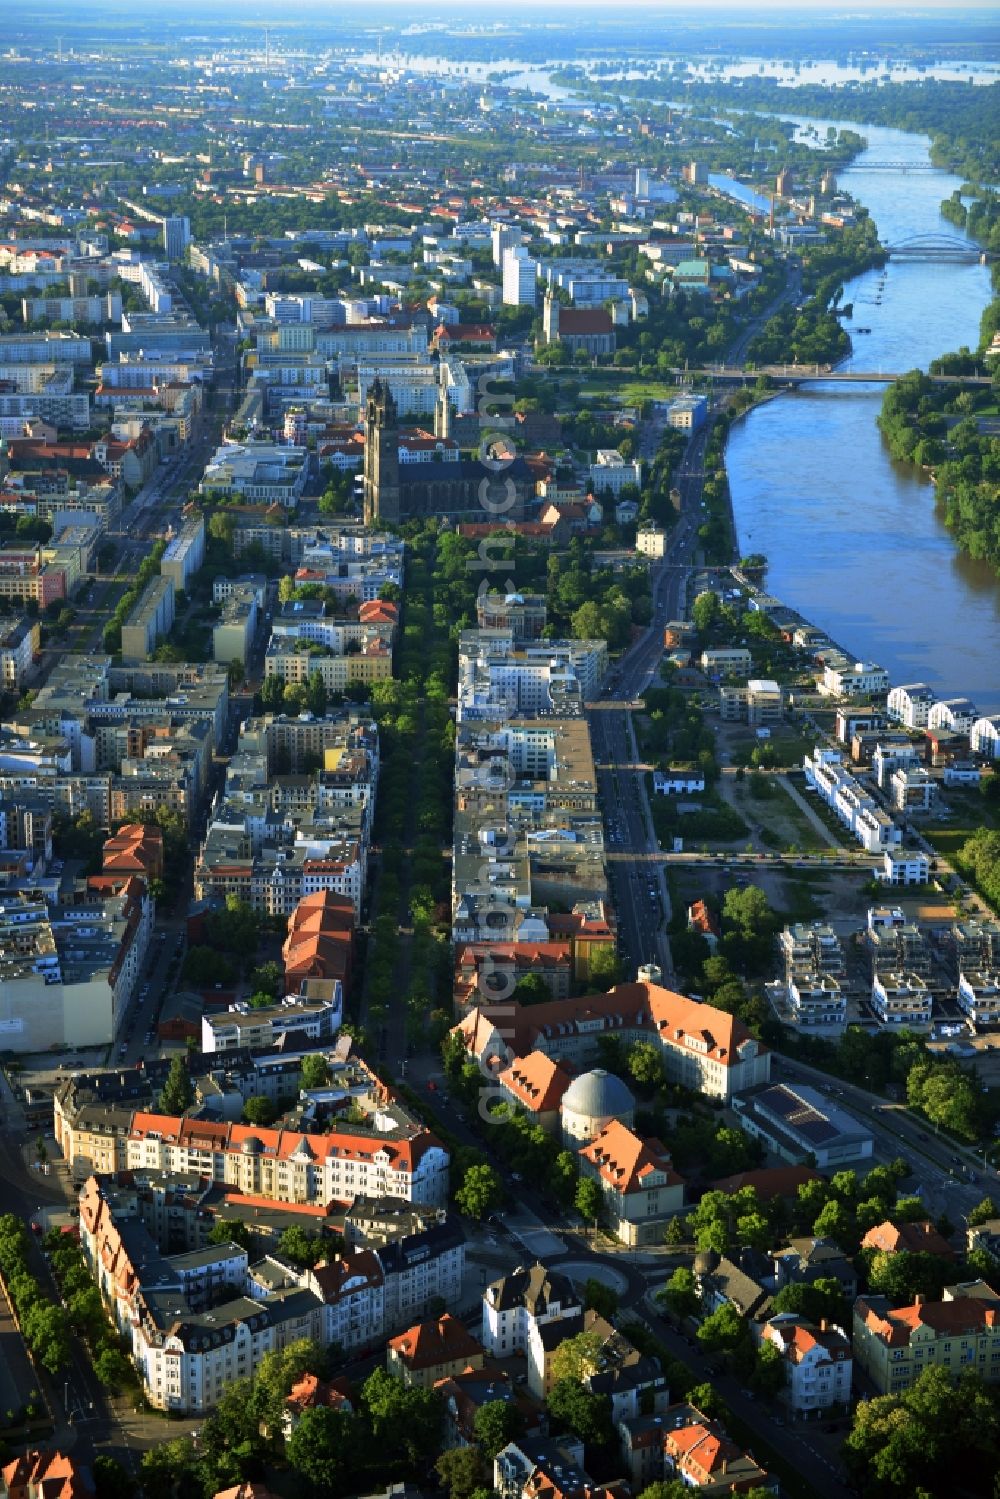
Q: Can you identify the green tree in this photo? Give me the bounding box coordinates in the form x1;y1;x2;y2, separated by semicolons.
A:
473;1397;525;1459
361;1367;444;1465
660;1266;698;1320
243;1095;277;1127
278;1225;324;1269
575;1176;603;1235
866;1250;952;1303
207;1219;253;1253
435;1446;487;1499
696;1303;749;1355
627;1040;664;1090
299;1053;330;1090
159;1055;193;1114
94;1347;133;1392
549;1329;606;1386
306;670;328;718
967;1196;998;1228
844;1365;1000;1497
772;1278;847;1328
751;1339;786;1398
92;1455;136;1499
547;1379;614;1448
583;1277;619;1320
455;1163;502;1220
287;1406;357;1492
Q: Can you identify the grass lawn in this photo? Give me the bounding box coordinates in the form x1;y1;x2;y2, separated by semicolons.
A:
728;775;830;852
578;373;680;406
926;788;999;862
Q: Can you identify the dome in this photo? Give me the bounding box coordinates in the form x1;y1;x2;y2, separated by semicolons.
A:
562;1068;635;1120
560;1069;636;1146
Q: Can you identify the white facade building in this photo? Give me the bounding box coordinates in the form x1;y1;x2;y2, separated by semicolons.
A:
971;716;1000;759
887;683;935;729
822;661;890;699
762;1314;852;1414
928;697;978;735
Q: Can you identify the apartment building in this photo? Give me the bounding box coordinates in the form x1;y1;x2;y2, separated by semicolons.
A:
617;1403;773;1495
701;647;752;678
79;1174;462;1413
120;575;175;663
61;1105;449;1208
761;1314;852;1414
0;878;153;1050
160;515;206;591
213;585;259;669
928;697;978;735
887;683;935;729
589;450;642;497
879;848;930;886
970;715;1000;759
200;992;342;1054
853;1283;1000;1395
803;748;900;854
482;1264;583;1397
0;613;39;687
957;971;1000;1030
871;971;933;1030
821;661;890;698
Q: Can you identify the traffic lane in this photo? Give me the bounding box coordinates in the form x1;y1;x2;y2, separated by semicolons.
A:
777;1055;996;1199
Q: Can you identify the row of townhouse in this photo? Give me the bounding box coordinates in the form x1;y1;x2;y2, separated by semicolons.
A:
79;1174;463;1412
57;1103;450;1208
803;747;901;853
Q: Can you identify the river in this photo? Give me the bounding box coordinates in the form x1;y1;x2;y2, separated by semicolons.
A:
725;121;1000;712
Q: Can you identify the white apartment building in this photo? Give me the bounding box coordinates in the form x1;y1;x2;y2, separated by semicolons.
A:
871;971;932;1029
822;661;890;699
957;971;1000;1030
502;248;536;308
879;848;930;886
787;975;846;1030
762;1315;852;1415
887;683;935;729
0;614;40;688
889;766;937;813
971;716;1000;759
636;526;667;559
928;697;978;735
803;748;901;853
482;1264;582;1398
160;516;206;592
589;450;642;497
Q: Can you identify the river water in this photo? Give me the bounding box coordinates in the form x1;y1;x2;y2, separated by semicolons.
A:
725;121;1000;711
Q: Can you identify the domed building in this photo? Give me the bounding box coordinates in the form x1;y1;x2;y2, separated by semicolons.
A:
560;1068;635;1146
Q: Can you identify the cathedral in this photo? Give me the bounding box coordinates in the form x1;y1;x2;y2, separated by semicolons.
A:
362;380;532;526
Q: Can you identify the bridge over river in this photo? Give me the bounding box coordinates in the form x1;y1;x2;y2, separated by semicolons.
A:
683;365;993;386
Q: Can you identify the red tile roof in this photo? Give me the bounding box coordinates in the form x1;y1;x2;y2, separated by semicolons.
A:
578;1120;684;1196
387;1313;484;1370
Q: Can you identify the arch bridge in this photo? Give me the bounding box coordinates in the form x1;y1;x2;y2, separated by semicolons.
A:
882;234;989;263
